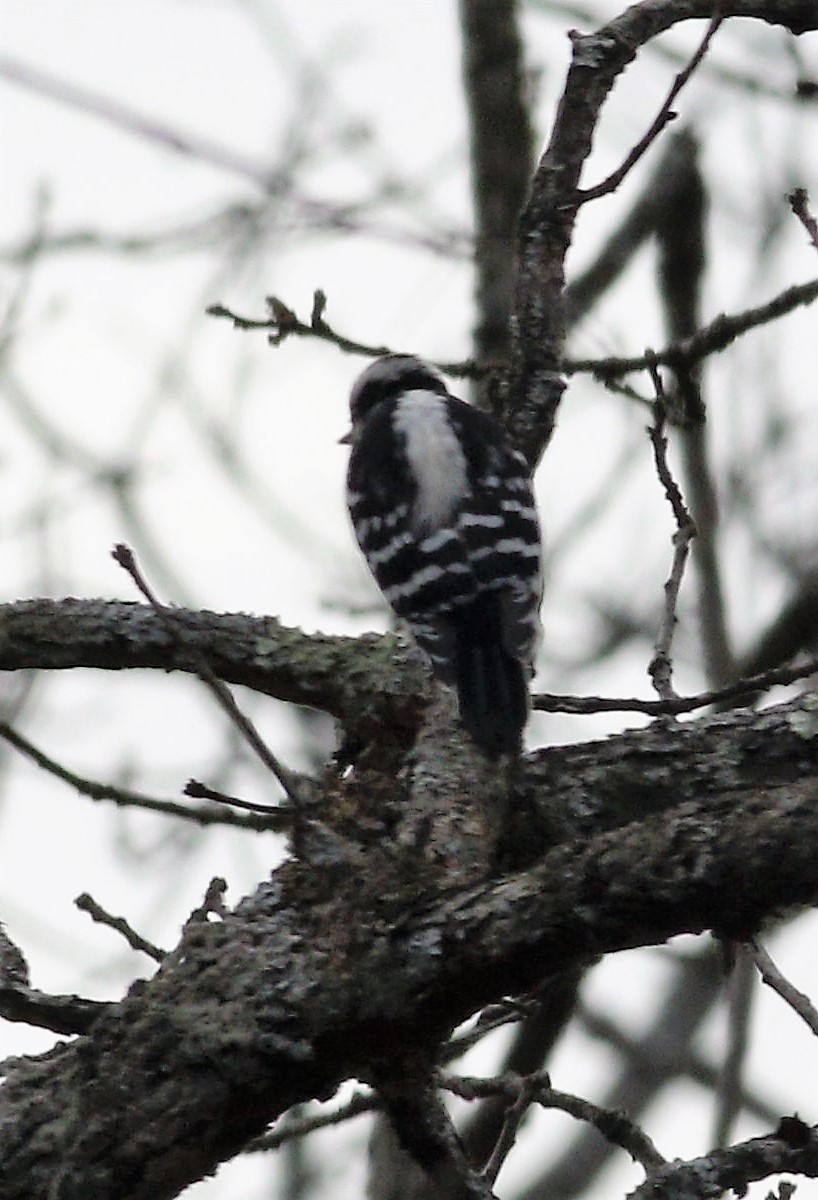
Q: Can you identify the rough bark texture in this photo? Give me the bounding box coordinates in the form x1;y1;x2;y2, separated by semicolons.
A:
0;598;428;742
505;0;818;465
2;668;818;1196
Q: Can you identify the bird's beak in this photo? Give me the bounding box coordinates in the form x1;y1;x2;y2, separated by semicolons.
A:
338;430;352;445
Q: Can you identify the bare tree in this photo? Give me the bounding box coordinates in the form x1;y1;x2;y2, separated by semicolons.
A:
2;2;818;1198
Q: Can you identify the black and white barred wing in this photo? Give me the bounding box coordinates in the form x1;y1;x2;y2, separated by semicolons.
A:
347;451;476;681
449;414;543;674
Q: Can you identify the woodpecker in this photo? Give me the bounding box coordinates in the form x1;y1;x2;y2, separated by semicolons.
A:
342;354;542;756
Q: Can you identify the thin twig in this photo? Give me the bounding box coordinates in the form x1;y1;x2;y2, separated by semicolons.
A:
210;275;818;386
0;720;283;831
112;543;311;808
207;291;478;378
247;1090;379;1152
748;938;818;1038
482;1073;539;1186
441;1071;666;1173
789;188;818;252
577;12;723;203
75;893;166;962
645;362;697;700
539;1082;666;1172
443;999;539;1059
565;277;818;378
184;778;288;817
533;654;818;716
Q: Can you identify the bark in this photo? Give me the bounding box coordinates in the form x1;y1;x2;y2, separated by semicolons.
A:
505;0;818;465
0;598;427;744
2;690;818;1197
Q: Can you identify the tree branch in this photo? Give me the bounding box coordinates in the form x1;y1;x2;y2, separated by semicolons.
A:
1;597;815;773
628;1118;818;1198
748;937;818;1037
112;542;313;807
3;694;818;1195
75;894;167;963
645;372;697;700
442;1070;666;1173
207;292;477;378
0;598;429;744
534;654;818;716
0;719;285;830
565;276;818;379
507;0;818;465
576;12;723;204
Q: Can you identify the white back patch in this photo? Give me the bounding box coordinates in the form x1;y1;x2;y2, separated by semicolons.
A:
393;391;468;532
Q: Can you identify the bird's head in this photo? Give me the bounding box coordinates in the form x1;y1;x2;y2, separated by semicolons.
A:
340;355;447;444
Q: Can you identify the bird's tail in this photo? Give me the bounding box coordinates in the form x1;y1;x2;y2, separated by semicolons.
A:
452;593;529;757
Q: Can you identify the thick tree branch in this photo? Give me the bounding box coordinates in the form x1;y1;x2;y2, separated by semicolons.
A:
0;598;428;743
507;0;818;465
3;695;818;1196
